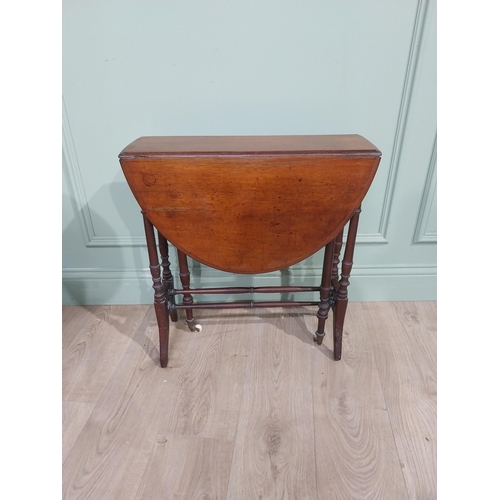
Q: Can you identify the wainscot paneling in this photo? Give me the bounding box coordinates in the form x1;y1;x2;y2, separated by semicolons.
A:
63;0;436;305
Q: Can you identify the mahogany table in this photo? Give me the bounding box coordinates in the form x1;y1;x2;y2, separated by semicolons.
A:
119;135;381;367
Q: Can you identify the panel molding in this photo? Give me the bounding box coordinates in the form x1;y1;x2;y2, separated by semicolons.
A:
62;263;437;280
378;0;429;238
63;96;146;247
87;235;146;247
413;134;437;243
62;96;96;246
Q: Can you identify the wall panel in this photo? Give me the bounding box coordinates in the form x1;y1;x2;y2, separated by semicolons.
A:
62;0;436;304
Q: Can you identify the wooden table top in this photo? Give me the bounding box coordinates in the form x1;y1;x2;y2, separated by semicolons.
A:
119;135;381;158
120;135;381;274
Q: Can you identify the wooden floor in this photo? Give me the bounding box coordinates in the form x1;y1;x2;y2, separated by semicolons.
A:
62;301;436;500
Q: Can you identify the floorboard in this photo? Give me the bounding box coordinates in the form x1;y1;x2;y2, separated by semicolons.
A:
362;302;437;500
62;301;437;500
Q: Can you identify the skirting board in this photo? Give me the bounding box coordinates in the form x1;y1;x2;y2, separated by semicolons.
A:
62;266;437;305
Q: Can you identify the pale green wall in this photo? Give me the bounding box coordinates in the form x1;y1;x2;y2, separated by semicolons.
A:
62;0;436;305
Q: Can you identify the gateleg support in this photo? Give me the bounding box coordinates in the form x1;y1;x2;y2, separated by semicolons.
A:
157;231;178;323
331;228;344;290
177;249;202;332
333;207;361;360
143;212;170;368
314;239;335;346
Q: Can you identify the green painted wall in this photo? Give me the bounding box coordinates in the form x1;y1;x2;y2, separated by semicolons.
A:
62;0;436;305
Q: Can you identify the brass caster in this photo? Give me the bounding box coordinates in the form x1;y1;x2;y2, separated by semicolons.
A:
313;331;325;345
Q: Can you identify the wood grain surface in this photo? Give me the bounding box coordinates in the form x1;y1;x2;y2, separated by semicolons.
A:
226;311;317;499
118;134;380;157
362;302;437;500
62;305;148;404
62;302;436;499
119;135;381;274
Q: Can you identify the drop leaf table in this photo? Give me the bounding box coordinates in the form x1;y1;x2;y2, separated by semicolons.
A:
119;135;381;367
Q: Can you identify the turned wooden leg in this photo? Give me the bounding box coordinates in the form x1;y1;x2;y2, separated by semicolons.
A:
314;239;335;346
331;228;344;290
333;207;361;360
177;249;198;331
143;212;170;368
157;232;178;323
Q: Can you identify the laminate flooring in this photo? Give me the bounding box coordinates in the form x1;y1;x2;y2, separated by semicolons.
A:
62;301;436;500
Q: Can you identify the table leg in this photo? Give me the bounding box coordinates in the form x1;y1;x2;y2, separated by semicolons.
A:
157;232;178;322
331;228;344;289
143;212;170;368
177;249;198;331
333;207;361;360
314;239;335;345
